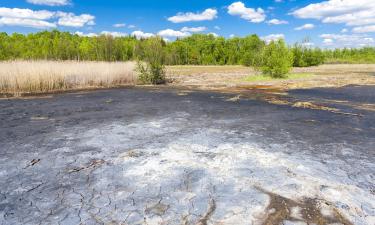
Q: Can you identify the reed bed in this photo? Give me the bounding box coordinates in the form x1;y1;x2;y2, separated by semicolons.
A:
0;61;137;96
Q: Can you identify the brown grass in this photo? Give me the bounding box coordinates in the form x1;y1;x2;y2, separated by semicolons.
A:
167;64;375;90
0;60;137;96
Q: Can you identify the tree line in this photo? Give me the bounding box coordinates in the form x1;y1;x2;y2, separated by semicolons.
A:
1;30;375;66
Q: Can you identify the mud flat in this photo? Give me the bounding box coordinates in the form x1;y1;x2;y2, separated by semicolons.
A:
0;85;374;224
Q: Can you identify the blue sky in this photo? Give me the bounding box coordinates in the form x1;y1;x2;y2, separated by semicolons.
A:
1;0;375;48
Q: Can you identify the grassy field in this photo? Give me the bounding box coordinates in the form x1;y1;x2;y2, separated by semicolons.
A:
0;61;136;96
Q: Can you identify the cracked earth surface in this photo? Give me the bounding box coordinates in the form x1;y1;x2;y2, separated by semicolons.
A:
0;86;374;225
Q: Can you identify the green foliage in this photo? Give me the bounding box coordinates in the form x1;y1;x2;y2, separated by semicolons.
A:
136;37;166;84
261;40;294;78
292;44;325;67
1;30;375;66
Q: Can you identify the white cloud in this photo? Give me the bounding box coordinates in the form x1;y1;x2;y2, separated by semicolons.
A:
227;2;266;23
320;33;374;47
56;12;95;27
131;30;155;39
295;24;315;30
75;31;97;37
208;32;218;37
291;0;375;27
323;38;334;45
158;29;190;38
262;34;285;43
301;42;315;47
352;25;375;33
128;24;136;29
0;17;56;29
230;34;236;38
113;23;126;28
214;26;221;30
0;7;54;20
101;31;128;37
267;19;288;25
341;28;348;33
168;8;217;23
181;26;206;32
26;0;70;6
0;7;96;29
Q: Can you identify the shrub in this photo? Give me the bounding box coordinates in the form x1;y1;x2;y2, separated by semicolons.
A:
136;37;166;84
261;39;294;78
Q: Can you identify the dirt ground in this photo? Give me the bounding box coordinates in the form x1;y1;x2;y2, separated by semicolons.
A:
1;85;374;225
166;64;375;90
0;64;374;225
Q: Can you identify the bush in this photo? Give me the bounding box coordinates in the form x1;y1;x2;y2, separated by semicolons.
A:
261;39;293;78
136;37;166;84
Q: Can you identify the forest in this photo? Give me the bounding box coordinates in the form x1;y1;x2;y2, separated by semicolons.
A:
1;30;375;66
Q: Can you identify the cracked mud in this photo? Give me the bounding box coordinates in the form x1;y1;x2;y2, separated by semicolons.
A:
0;86;374;225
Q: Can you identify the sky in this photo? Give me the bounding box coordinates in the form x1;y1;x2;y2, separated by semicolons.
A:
1;0;375;48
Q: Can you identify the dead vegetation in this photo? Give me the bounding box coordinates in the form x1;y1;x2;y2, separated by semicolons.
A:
167;64;375;90
0;60;137;96
257;187;353;225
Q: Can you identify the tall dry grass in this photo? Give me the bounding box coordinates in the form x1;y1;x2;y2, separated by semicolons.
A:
0;61;137;96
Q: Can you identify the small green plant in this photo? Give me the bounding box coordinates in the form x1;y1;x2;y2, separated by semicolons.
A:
136;37;166;84
261;39;294;78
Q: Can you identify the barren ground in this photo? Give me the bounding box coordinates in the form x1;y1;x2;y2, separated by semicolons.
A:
0;64;375;225
166;64;375;90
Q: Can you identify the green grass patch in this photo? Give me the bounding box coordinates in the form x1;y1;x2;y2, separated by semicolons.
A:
243;73;313;82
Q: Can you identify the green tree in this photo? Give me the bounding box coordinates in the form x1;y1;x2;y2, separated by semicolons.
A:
261;39;294;78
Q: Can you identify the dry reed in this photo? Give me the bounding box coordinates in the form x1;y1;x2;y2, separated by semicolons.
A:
0;60;137;96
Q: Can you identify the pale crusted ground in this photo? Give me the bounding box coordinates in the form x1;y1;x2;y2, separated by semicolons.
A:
166;64;375;90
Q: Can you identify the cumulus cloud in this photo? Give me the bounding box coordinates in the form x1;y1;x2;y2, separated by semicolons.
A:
131;30;155;39
291;0;375;28
56;12;95;27
26;0;70;6
341;28;348;33
0;7;54;20
0;17;56;29
208;32;219;37
113;23;126;28
295;24;315;30
352;25;375;33
228;1;266;23
261;34;284;43
158;29;190;38
301;42;315;47
267;19;288;25
168;8;217;23
75;31;97;37
0;7;95;29
320;33;374;47
101;31;128;37
181;26;207;32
